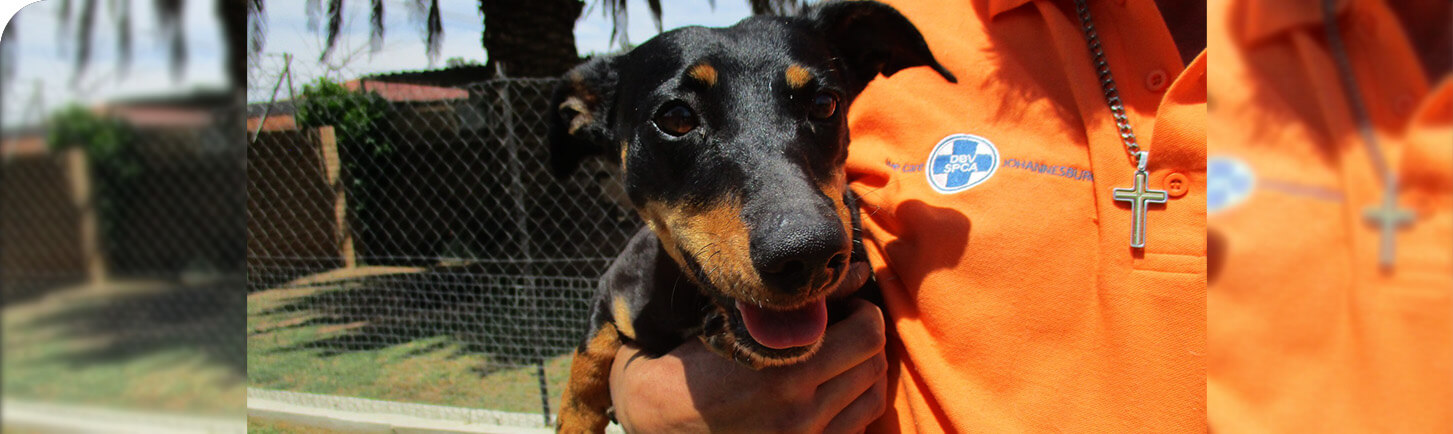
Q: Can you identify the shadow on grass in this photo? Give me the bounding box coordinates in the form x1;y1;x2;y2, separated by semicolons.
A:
18;276;248;380
253;262;592;375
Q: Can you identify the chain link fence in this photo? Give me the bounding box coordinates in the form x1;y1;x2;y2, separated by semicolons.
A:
246;77;637;424
1;100;248;417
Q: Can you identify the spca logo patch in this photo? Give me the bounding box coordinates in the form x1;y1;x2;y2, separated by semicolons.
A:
926;134;999;194
1208;156;1255;214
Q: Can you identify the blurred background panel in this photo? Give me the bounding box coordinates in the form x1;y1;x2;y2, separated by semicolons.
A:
240;0;758;432
1207;0;1452;432
0;0;246;431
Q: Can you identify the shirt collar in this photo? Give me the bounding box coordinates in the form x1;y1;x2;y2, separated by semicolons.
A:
979;0;1341;57
986;0;1035;17
981;0;1356;44
1236;0;1354;45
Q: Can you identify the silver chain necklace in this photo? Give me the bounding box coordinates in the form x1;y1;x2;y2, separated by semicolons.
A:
1074;0;1167;249
1321;0;1412;269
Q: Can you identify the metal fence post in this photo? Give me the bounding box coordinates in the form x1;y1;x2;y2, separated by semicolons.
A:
241;78;631;426
499;79;553;426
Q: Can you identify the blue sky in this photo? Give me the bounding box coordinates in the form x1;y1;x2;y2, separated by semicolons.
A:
2;0;227;127
0;0;754;125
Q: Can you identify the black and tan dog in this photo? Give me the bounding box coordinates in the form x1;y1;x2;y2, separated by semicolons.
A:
547;1;956;431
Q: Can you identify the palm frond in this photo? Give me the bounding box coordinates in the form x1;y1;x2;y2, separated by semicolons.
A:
748;0;802;16
155;0;183;27
610;7;629;50
369;0;385;53
601;0;801;50
71;0;97;85
603;0;641;50
647;0;663;32
320;0;343;61
424;0;441;66
154;0;186;79
116;0;132;78
169;17;187;80
56;0;72;55
1;19;18;90
248;0;266;57
306;0;323;31
51;0;198;88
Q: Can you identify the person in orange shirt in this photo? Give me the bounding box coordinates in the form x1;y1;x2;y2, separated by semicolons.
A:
609;0;1207;431
1206;0;1452;431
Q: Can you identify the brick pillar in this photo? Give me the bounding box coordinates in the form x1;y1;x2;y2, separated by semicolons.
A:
319;126;356;268
65;148;106;285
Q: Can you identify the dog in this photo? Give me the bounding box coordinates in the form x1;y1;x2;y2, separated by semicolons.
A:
547;1;956;431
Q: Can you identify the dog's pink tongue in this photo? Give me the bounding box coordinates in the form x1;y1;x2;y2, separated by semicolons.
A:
735;300;828;349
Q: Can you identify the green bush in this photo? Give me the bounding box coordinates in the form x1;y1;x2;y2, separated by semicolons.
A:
294;79;395;260
46;105;139;263
294;78;392;156
47;105;138;177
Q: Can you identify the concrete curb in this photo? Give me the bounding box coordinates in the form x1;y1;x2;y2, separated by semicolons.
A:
247;388;585;433
2;389;623;433
1;399;244;433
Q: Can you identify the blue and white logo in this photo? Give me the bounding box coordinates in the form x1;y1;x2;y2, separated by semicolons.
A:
926;134;999;194
1208;156;1255;214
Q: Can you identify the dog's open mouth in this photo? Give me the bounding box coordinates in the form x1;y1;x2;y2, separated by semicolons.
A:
720;259;868;356
735;299;829;349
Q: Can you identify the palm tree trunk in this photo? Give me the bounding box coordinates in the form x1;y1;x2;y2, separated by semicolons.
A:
220;0;247;94
479;0;584;78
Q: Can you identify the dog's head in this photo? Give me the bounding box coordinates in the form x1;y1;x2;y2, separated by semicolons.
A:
550;0;955;366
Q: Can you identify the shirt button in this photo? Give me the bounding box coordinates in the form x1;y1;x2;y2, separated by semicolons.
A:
1164;172;1190;197
1145;69;1169;92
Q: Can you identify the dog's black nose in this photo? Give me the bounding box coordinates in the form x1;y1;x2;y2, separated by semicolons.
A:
750;214;849;294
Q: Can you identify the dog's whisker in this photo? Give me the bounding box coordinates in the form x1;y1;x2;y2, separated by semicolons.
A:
684;246;725;307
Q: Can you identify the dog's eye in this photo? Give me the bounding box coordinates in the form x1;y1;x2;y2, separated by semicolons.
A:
653;104;697;136
809;92;838;120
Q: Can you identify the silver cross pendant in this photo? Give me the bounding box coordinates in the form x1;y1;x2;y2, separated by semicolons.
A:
1112;152;1168;249
1364;183;1414;269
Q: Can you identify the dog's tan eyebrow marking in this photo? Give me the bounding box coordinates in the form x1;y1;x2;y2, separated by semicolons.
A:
561;70;599;136
687;63;718;87
785;64;812;89
560;99;592;135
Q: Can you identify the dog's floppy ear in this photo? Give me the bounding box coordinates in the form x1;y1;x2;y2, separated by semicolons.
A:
549;55;619;178
806;1;957;93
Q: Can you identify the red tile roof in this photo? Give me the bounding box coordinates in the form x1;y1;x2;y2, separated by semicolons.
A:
246;80;467;132
1;135;47;157
106;106;214;128
344;80;469;102
246;115;298;132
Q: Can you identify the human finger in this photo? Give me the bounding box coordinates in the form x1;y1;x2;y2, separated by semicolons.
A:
821;367;890;434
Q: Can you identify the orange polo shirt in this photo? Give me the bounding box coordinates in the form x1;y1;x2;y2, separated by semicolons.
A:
1207;0;1452;432
845;0;1206;431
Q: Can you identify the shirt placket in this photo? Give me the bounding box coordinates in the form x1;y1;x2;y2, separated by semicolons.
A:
1033;0;1195;273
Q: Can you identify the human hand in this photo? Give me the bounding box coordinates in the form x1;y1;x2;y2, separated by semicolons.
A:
609;295;887;433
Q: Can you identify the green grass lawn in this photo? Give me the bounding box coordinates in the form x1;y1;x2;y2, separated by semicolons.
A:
246;269;575;415
2;280;245;415
247;418;350;433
